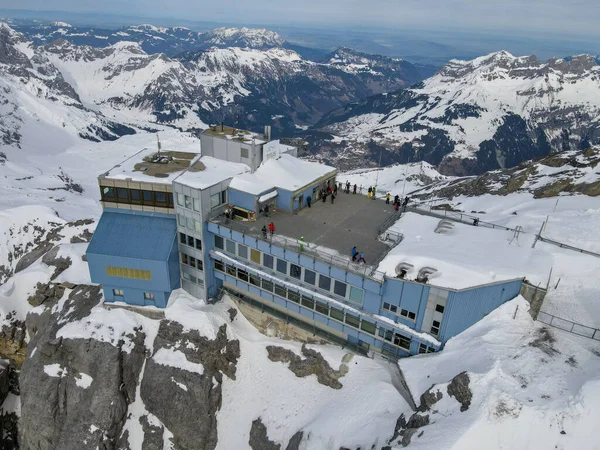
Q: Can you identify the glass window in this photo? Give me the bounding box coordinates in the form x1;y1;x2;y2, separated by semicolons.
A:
167;193;174;206
194;220;202;233
263;254;274;269
214;235;224;250
394;334;411;350
117;188;128;200
435;304;445;313
182;272;191;281
330;307;344;322
193;197;201;211
130;189;141;201
226;240;236;254
349;286;363;304
197;259;203;271
318;275;331;291
378;328;385;338
142;190;153;202
226;264;236;277
155;192;166;204
301;296;314;309
261;279;273;292
221;191;227;204
345;314;360;328
383;302;390;311
238;245;248;260
274;284;287;298
315;301;329;315
185;217;193;229
333;281;347;297
184;195;192;209
240;147;249;158
177;193;184;206
431;320;440;336
144;292;155;300
189;256;196;269
102;186;115;198
384;330;393;342
189;274;197;283
178;214;186;227
113;288;124;297
181;253;188;265
250;249;260;264
360;320;376;335
288;291;300;303
390;304;398;313
304;269;316;285
400;309;408;317
195;238;202;250
179;232;186;244
290;264;301;279
276;258;287;274
210;192;221;208
249;274;260;287
408;312;416;320
214;260;224;272
187;235;194;247
237;269;249;282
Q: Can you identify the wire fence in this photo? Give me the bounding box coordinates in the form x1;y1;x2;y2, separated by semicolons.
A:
406;205;521;233
536;235;600;259
537;311;600;341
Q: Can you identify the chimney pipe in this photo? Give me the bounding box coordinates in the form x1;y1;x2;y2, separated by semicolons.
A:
264;125;271;141
221;122;224;132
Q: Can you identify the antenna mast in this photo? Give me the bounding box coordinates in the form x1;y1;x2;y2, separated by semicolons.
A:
156;133;162;157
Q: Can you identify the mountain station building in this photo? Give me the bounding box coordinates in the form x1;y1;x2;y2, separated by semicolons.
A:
86;125;525;359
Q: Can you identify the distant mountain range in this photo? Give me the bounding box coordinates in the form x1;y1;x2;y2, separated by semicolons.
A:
309;51;600;174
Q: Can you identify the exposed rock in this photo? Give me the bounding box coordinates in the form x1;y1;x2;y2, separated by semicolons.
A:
0;362;9;405
0;315;27;367
285;431;304;450
417;386;443;412
249;417;280;450
140;415;165;450
70;228;93;243
27;282;65;307
266;344;349;389
447;372;473;412
41;245;72;280
13;241;55;274
228;307;238;322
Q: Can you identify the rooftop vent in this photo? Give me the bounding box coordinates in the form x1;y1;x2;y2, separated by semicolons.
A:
395;262;414;279
417;267;438;283
435;219;454;234
210;124;217;131
150;154;172;165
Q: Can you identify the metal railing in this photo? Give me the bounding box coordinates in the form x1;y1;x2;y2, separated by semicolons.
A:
537;311;600;341
536;235;600;259
209;216;387;282
406;205;521;233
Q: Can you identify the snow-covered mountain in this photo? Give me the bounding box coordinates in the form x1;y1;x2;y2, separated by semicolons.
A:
313;51;600;175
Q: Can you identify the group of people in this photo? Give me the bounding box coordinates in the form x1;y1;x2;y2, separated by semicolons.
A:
390;194;410;211
318;185;337;204
261;222;275;239
351;246;366;264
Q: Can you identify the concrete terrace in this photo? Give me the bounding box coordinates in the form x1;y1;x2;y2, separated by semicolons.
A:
213;191;400;270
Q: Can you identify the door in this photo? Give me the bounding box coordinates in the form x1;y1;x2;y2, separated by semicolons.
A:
298;195;304;210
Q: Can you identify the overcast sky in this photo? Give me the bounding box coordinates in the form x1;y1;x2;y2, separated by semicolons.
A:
3;0;599;37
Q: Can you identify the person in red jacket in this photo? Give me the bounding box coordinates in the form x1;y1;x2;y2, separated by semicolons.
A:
268;222;275;236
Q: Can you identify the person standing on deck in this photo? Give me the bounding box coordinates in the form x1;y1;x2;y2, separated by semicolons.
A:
268;222;275;236
353;184;357;194
357;251;366;264
367;187;372;198
307;196;312;208
331;192;336;204
262;225;268;239
386;193;391;204
351;246;358;261
346;181;350;193
334;184;338;195
372;187;377;199
299;236;305;251
264;204;270;217
322;192;327;202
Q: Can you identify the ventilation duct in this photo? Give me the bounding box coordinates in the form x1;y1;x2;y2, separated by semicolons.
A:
417;267;438;283
395;262;414;279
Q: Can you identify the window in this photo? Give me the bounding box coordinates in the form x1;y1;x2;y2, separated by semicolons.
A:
181;254;188;265
177;193;184;206
195;238;202;250
345;314;360;329
194;220;202;233
315;301;329;315
238;245;248;260
240;147;249;158
400;309;409;318
274;284;287;298
431;320;440;336
394;334;411;350
130;189;141;201
193;197;200;212
383;302;391;310
333;281;347;297
349;286;363;304
263;254;274;269
301;295;314;309
167;193;174;206
261;279;274;292
184;195;192;209
142;190;153;203
384;330;393;342
249;274;260;287
276;258;287;274
189;274;197;283
226;264;236;277
290;264;301;279
189;256;196;269
117;188;128;200
408;312;416;320
187;235;194;247
211;191;226;208
250;249;260;264
106;267;151;280
318;275;331;291
182;272;191;281
304;269;316;285
144;292;155;300
178;214;186;227
113;288;124;297
330;307;344;322
435;304;445;314
226;240;236;254
237;269;249;282
214;235;224;250
101;186;115;199
288;291;300;303
214;260;224;272
155;192;167;204
360;320;376;335
390;304;398;313
179;232;186;244
419;344;436;354
196;259;203;271
186;217;194;230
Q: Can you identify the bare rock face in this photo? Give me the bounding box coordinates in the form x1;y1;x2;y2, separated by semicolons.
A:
447;371;472;412
0;314;27;367
249;418;281;450
266;344;349;389
41;245;72;280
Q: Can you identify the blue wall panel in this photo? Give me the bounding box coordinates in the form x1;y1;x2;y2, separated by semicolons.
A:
228;188;256;212
276;189;294;211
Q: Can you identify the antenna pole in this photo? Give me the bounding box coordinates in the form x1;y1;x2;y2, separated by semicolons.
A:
156;133;161;156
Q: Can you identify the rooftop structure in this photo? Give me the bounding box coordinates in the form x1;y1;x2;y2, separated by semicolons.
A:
202;124;267;145
175;156;250;190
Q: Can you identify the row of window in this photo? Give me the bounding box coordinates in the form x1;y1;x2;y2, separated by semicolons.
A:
176;191;227;212
214;235;364;305
418;343;436;354
178;214;202;233
431;320;441;336
181;253;204;271
182;271;204;287
106;266;152;280
382;302;417;321
214;259;379;337
101;186;174;208
377;328;412;350
179;232;202;250
112;289;155;302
